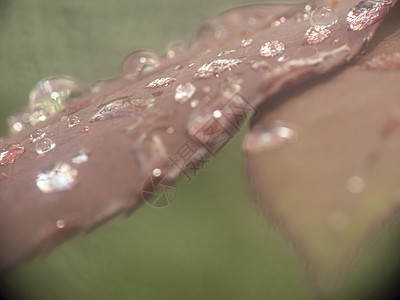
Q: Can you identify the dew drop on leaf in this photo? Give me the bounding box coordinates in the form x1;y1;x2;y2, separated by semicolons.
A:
36;162;78;194
0;144;25;166
190;99;199;108
303;26;332;45
81;126;90;133
29;76;87;115
67;115;80;128
175;83;197;103
259;40;285;57
35;138;56;155
121;50;160;76
29;129;46;143
347;0;390;31
242;123;298;155
310;7;338;27
145;77;176;89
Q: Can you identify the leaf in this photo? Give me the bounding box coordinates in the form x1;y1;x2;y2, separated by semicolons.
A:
0;0;394;272
245;3;400;295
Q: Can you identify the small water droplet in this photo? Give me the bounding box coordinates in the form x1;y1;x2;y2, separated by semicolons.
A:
36;162;78;193
0;172;8;182
303;26;332;45
190;99;199;108
166;42;186;58
347;176;365;193
7;109;31;134
241;38;253;48
174;65;185;71
188;63;195;68
175;82;197;103
250;60;271;71
194;58;244;79
203;86;211;94
121;50;160;76
277;55;289;63
67;115;80;128
35;138;55;155
310;7;338;27
29;129;46;143
90;96;154;122
29;76;86;115
347;0;390;31
166;127;175;134
56;220;66;229
81;126;90;133
71;149;89;164
332;38;340;44
242;123;298;154
145;77;176;89
218;50;236;57
152;168;162;177
213;110;222;119
259;40;285;57
0;144;25;165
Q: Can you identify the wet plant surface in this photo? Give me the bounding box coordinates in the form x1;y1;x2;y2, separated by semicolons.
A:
1;0;400;299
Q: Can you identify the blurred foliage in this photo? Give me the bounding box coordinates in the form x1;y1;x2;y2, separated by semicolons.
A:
1;0;400;299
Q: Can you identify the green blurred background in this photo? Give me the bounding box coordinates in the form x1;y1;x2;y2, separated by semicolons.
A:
1;1;400;299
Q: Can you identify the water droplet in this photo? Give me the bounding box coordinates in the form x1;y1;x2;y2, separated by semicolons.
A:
203;86;211;94
213;110;222;118
174;65;185;71
67;115;80;128
277;55;289;63
241;38;253;48
145;77;176;89
194;58;244;79
29;77;86;115
29;129;46;143
36;162;78;193
90;96;154;122
0;144;25;165
0;172;8;182
218;50;236;57
166;127;175;134
175;83;197;103
56;220;66;229
152;168;162;177
347;176;365;193
190;99;199;108
250;60;271;71
121;50;160;76
35;138;55;155
166;42;186;58
310;7;338;27
242;123;298;154
188;63;195;68
7;109;31;134
347;0;390;31
303;26;332;45
259;40;285;57
71;149;89;164
81;126;90;133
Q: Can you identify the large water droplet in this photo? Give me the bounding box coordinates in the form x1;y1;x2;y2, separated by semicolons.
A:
29;76;87;115
35;138;55;155
242;123;298;154
36;162;78;193
259;40;285;57
194;58;244;79
347;0;390;31
0;144;25;165
310;7;338;27
7;109;31;134
90;96;155;122
175;83;197;103
67;115;80;128
121;50;161;76
29;129;46;143
303;26;332;45
71;149;89;164
145;77;176;89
